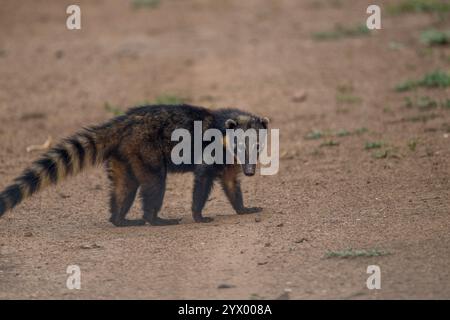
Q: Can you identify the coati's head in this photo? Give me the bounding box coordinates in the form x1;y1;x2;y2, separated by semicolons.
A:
225;115;270;176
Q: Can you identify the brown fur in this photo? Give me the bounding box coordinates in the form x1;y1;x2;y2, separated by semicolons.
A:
0;104;267;226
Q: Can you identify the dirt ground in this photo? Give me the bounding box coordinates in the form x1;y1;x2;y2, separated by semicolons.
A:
0;0;449;299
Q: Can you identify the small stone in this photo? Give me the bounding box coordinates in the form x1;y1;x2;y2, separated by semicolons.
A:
218;283;236;289
276;223;284;227
292;91;307;103
255;216;262;223
257;261;268;266
80;243;102;250
55;50;64;59
24;232;33;237
276;291;290;300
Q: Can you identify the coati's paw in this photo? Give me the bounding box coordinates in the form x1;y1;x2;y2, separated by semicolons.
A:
148;217;181;226
193;216;214;223
111;219;147;227
237;207;263;215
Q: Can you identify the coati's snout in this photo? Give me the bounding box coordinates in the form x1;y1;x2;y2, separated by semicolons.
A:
242;163;256;176
225;114;270;177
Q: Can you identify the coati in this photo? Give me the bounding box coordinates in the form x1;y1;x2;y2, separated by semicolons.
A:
0;104;269;226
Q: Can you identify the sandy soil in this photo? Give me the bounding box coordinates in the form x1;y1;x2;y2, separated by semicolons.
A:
0;0;449;299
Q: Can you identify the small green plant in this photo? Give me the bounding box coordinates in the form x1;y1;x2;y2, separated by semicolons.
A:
416;96;438;110
336;94;362;104
305;129;355;140
305;130;324;140
408;138;418;151
421;29;450;46
404;97;414;108
372;150;389;159
420;70;450;88
313;24;370;41
154;94;186;105
104;102;124;116
396;70;450;91
336;129;351;137
395;80;417;92
365;141;383;150
336;84;362;104
134;99;152;106
250;293;264;300
325;248;389;259
383;106;393;114
388;41;405;50
404;96;448;110
132;0;160;9
354;127;369;135
406;96;437;110
320;140;340;147
405;113;439;122
388;0;450;14
442;99;450;109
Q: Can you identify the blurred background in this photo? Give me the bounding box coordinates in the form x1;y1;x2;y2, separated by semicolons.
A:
0;0;449;299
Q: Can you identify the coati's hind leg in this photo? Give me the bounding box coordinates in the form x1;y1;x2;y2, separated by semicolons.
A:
107;159;145;227
221;165;262;215
133;162;180;226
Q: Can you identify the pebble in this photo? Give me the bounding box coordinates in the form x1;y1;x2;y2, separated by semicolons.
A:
218;283;236;289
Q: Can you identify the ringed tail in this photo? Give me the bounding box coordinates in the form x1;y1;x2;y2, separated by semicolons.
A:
0;124;116;218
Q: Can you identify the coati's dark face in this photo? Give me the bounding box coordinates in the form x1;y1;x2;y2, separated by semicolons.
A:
225;115;269;176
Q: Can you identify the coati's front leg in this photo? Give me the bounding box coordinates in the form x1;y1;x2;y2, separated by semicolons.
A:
140;183;180;226
107;159;146;227
221;165;262;214
192;168;215;223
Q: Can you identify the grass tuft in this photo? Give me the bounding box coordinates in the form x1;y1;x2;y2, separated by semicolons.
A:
354;127;369;135
154;94;186;105
313;24;370;41
372;150;389;159
336;84;362;104
421;29;450;46
388;0;450;14
365;141;383;150
305;128;368;141
443;99;450;109
320;140;340;147
396;70;450;91
404;96;450;111
305;130;324;140
325;248;390;259
336;129;351;137
104;102;124;116
132;0;160;9
408;138;418;151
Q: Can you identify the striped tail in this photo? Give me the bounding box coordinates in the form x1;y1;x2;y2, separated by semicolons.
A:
0;127;112;218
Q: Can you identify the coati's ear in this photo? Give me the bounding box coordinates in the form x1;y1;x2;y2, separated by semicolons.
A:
261;117;270;129
225;119;237;129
